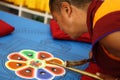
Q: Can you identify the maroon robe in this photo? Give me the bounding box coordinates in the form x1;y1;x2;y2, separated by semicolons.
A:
82;0;120;79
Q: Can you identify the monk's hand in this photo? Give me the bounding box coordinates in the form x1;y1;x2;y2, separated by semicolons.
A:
96;72;120;80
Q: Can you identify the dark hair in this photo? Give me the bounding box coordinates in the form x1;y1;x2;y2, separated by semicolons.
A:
49;0;92;12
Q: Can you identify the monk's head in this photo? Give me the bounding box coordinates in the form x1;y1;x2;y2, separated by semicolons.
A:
49;0;91;38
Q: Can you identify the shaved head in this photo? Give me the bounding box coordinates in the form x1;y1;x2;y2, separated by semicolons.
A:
49;0;91;12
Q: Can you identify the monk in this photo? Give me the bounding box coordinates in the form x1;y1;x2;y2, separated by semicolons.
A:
49;0;120;80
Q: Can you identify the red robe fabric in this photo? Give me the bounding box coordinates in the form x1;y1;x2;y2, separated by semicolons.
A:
82;0;120;79
50;19;91;43
81;62;101;80
0;20;15;37
91;4;120;78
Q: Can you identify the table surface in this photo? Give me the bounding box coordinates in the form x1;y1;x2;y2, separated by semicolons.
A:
0;11;91;80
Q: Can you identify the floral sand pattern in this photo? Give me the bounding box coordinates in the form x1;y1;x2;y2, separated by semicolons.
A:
5;50;66;80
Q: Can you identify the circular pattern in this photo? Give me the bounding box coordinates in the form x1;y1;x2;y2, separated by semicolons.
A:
5;50;66;80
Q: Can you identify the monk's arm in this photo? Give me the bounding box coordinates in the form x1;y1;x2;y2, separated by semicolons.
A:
100;31;120;58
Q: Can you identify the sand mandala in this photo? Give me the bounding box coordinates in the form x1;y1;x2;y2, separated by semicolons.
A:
5;50;66;80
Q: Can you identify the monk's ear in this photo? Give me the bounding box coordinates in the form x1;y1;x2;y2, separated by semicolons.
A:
61;2;72;17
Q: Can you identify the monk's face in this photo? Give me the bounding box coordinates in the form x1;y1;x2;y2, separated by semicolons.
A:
51;3;88;39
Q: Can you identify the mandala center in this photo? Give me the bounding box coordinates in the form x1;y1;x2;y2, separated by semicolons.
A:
30;61;42;67
28;59;45;68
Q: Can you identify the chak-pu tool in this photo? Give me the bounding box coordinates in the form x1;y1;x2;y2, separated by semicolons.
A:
50;62;103;80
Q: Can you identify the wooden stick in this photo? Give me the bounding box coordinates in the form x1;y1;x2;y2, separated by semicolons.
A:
50;62;103;80
66;59;91;67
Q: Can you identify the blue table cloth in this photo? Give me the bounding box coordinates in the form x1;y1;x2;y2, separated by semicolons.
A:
0;11;91;80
